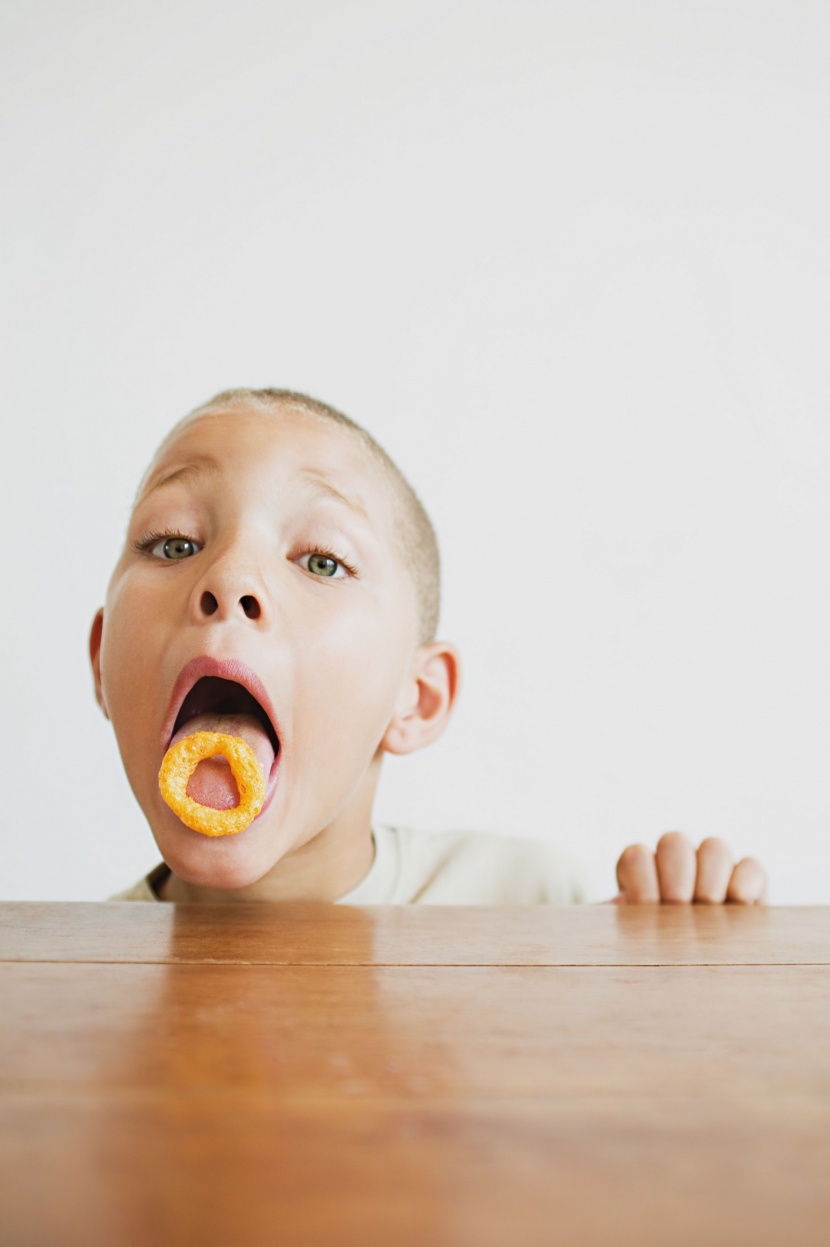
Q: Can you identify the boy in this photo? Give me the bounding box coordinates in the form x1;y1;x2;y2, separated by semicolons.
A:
91;388;766;905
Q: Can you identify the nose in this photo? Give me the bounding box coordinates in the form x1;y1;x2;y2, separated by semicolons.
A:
188;544;271;626
199;590;261;620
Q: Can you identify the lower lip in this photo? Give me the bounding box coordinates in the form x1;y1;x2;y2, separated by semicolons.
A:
256;748;282;821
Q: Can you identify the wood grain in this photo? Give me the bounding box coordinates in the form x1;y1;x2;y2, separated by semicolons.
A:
2;1094;829;1247
2;900;828;965
1;903;828;1246
2;962;829;1098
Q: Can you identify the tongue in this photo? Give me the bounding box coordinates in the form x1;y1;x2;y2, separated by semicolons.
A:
169;713;276;811
187;755;240;810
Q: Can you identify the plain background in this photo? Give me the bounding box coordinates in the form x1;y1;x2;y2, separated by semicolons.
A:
2;1;829;903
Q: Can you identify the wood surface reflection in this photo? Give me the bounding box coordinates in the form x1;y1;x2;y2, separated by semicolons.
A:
1;903;829;1247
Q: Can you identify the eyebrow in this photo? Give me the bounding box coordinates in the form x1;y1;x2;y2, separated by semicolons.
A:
135;458;372;523
298;471;371;522
135;457;221;506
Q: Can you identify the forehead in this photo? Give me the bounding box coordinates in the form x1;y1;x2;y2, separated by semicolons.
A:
140;404;393;517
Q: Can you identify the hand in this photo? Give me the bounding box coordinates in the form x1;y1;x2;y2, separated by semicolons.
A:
614;832;767;904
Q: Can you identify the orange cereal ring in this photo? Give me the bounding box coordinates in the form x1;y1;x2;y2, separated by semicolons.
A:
158;731;266;836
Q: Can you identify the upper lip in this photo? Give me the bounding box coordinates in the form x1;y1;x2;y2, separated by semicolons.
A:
161;655;282;754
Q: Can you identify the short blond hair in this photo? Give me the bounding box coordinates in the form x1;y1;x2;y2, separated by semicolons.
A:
157;387;441;644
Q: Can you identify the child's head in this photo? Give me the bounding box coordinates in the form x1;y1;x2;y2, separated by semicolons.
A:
89;389;459;898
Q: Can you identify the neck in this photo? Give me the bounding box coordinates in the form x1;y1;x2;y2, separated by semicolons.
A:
159;758;381;904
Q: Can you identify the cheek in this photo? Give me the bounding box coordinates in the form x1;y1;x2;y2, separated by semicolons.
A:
290;599;408;745
100;578;168;731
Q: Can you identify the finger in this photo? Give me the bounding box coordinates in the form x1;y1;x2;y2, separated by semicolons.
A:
694;837;734;904
616;844;660;903
727;857;767;905
655;831;696;903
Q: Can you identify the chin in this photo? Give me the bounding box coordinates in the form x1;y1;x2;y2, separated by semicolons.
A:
154;817;281;892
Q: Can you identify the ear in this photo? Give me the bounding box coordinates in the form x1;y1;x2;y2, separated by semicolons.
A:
381;641;461;756
88;607;110;719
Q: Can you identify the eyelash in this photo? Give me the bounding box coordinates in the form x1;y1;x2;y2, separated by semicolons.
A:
303;545;358;579
131;529;358;578
131;527;194;555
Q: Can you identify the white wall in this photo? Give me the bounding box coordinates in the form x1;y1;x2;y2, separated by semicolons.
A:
2;1;828;903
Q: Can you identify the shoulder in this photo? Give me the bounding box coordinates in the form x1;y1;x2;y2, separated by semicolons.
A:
108;862;168;901
383;825;590;905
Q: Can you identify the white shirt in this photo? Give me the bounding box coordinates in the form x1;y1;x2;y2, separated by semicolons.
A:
110;824;590;905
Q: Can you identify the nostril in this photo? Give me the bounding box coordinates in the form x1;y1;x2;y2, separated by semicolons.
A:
240;595;261;620
200;591;219;617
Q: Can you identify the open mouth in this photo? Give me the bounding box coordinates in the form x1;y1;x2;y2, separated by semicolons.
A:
164;663;282;815
171;676;281;755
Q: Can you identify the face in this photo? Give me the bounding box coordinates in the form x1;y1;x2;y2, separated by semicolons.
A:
91;404;425;891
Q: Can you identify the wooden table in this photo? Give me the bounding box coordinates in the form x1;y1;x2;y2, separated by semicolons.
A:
1;902;829;1246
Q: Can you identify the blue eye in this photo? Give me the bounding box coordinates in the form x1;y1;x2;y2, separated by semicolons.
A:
149;535;200;560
